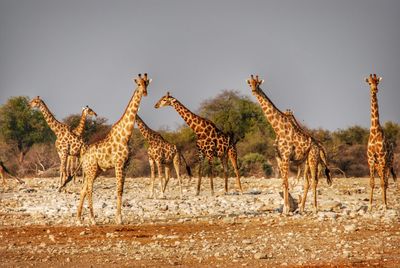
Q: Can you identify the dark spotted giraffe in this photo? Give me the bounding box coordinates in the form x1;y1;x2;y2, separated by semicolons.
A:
155;92;243;196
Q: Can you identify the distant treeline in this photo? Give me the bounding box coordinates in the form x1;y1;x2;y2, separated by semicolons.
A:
0;91;399;178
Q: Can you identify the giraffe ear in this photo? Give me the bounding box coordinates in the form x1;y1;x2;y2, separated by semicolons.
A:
246;79;250;85
147;79;152;84
378;77;383;82
260;79;264;84
364;77;369;83
133;78;138;84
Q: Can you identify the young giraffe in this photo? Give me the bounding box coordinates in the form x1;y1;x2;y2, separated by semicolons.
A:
282;109;332;212
29;96;85;191
247;75;324;214
76;73;150;225
1;160;24;190
365;74;397;211
135;115;191;199
67;105;97;183
155;92;243;196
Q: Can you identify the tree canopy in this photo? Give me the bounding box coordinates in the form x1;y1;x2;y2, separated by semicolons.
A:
198;90;273;143
0;96;54;162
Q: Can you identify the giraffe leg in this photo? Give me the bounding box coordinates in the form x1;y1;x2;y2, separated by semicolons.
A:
58;151;68;192
172;154;183;199
300;161;310;213
156;160;164;198
164;166;171;196
86;176;96;225
368;160;375;211
76;179;88;225
228;147;243;194
208;158;214;196
66;156;71;181
279;158;290;215
196;150;204;196
377;164;388;210
310;161;319;213
221;156;228;194
115;163;125;224
148;159;155;199
1;170;6;191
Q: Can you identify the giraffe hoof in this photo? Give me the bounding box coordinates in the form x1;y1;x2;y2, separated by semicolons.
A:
283;205;290;215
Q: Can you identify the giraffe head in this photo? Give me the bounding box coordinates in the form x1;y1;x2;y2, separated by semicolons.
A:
154;91;174;108
133;73;151;96
365;74;382;93
246;75;265;95
82;105;97;117
29;96;44;109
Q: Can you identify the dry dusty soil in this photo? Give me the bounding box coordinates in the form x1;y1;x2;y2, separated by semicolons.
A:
0;175;399;267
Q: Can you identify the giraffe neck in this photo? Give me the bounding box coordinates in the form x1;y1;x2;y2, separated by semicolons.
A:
111;87;143;144
170;98;205;132
254;89;288;136
370;91;382;133
136;115;159;142
72;110;87;137
37;102;66;136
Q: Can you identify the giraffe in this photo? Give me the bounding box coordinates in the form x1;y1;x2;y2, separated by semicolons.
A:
29;96;85;191
1;160;24;190
282;109;332;212
365;74;397;211
67;105;97;183
154;92;243;196
247;74;327;214
135;115;191;199
76;73;150;225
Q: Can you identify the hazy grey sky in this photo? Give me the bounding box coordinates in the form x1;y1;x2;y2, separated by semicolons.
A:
0;0;399;131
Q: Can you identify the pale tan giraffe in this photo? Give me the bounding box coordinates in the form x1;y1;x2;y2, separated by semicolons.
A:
67;105;97;183
76;73;151;225
135;115;191;199
155;92;243;196
282;109;332;212
365;74;397;210
247;74;328;214
29;96;85;191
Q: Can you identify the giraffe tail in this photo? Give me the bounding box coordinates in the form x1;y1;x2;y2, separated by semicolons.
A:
391;167;397;182
319;148;332;186
180;153;192;178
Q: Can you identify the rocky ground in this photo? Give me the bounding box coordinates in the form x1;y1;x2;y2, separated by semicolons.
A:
0;175;399;267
